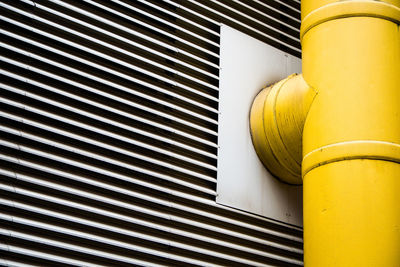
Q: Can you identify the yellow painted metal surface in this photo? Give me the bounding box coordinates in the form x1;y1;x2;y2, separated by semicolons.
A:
301;0;400;20
250;74;317;184
250;0;400;265
304;160;400;266
301;0;400;41
302;0;400;265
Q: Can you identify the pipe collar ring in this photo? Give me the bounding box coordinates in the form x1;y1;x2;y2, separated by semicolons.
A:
300;1;400;41
302;140;400;177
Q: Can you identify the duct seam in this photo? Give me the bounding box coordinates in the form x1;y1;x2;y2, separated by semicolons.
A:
300;0;400;41
302;140;400;177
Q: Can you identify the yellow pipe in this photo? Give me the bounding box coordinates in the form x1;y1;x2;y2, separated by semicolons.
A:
302;0;400;265
250;0;400;265
250;74;317;184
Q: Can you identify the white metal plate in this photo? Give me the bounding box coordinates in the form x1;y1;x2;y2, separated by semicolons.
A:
217;25;303;227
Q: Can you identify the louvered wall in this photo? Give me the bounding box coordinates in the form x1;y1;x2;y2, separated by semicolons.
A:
0;0;303;266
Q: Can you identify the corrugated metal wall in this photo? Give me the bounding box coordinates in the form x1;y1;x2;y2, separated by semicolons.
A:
0;0;303;266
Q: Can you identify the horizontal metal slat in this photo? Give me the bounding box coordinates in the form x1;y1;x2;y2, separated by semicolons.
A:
161;0;220;28
0;88;217;168
0;228;178;267
251;0;301;23
0;161;301;251
0;212;218;266
76;0;219;54
0;186;300;266
0;99;218;177
1;142;303;263
0;42;219;139
229;0;300;31
0;85;217;164
2;195;302;265
0;165;302;257
0;126;216;191
0;115;217;178
28;0;221;92
0;177;302;265
210;0;300;41
274;0;301;13
0;32;219;128
38;0;220;65
172;0;302;58
137;0;220;38
0;148;215;200
0;57;219;147
1;211;302;267
0;91;217;167
0;245;105;267
0;25;219;121
0;144;216;199
0;147;301;242
16;0;220;77
0;4;220;103
109;0;220;47
1;153;303;265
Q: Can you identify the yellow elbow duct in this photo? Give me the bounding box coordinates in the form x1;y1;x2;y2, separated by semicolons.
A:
250;74;317;185
250;0;400;265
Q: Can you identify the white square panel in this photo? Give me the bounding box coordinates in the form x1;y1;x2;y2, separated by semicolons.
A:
217;25;303;226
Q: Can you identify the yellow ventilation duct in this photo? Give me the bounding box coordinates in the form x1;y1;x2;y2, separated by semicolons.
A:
250;74;317;184
250;0;400;265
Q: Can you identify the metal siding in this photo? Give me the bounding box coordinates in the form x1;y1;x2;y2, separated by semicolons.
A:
0;0;303;266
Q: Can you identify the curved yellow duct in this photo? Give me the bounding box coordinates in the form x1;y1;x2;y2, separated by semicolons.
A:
250;0;400;265
250;74;317;184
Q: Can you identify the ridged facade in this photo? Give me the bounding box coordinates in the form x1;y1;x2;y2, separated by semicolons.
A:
0;0;303;266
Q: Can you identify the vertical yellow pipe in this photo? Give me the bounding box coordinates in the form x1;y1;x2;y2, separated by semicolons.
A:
301;1;400;265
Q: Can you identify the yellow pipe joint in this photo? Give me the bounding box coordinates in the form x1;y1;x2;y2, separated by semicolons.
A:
300;0;400;41
250;74;317;185
302;140;400;176
301;0;400;20
250;0;400;265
